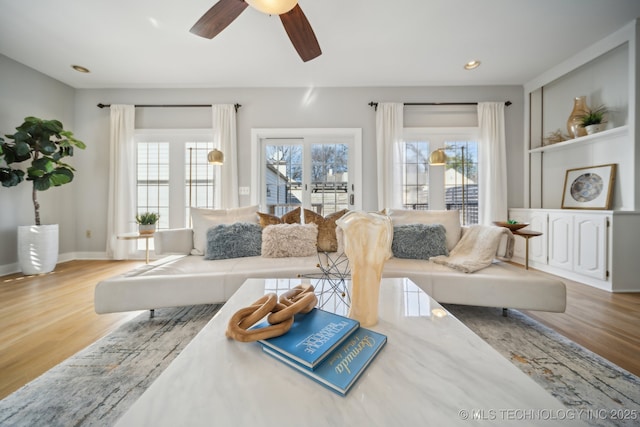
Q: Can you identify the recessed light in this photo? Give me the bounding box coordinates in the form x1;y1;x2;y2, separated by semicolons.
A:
464;60;481;70
71;65;90;73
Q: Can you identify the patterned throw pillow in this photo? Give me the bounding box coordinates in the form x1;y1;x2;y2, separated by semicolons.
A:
261;223;318;258
205;223;262;260
391;223;449;260
257;207;301;228
303;209;348;252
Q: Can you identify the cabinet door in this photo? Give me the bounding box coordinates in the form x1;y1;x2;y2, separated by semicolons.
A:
507;209;548;266
548;213;572;271
528;211;548;264
573;215;608;280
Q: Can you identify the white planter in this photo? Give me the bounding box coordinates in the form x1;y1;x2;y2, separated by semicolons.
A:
18;224;59;275
138;224;156;235
585;124;604;135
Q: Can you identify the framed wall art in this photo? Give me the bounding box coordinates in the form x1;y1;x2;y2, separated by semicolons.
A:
561;164;616;210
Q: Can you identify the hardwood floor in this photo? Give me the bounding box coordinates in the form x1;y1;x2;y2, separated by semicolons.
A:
0;260;639;401
522;268;640;378
0;260;144;399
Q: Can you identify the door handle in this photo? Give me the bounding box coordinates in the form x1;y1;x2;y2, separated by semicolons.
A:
349;194;355;205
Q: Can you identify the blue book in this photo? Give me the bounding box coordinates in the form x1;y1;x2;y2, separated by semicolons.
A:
263;327;387;396
255;308;360;370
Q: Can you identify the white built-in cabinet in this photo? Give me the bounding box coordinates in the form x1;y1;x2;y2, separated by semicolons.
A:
509;209;639;292
514;18;640;293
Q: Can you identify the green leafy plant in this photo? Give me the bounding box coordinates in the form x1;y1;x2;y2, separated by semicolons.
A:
136;212;159;225
579;105;608;127
507;219;518;224
0;117;86;225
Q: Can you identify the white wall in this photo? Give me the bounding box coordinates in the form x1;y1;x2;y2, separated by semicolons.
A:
0;54;76;271
1;55;524;269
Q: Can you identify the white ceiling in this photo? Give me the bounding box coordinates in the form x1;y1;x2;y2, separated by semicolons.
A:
1;0;640;89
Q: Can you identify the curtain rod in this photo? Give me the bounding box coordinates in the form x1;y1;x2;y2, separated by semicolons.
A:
97;103;241;111
368;101;511;110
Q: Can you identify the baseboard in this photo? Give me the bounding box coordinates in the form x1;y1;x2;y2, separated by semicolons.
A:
0;262;19;276
0;251;111;276
73;251;110;260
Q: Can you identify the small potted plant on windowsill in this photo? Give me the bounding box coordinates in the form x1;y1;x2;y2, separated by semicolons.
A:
579;105;608;135
136;212;159;235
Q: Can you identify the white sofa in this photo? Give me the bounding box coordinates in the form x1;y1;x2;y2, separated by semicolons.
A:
95;222;567;315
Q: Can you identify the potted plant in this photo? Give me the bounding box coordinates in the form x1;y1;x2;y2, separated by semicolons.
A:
0;117;86;275
136;212;159;235
579;104;608;135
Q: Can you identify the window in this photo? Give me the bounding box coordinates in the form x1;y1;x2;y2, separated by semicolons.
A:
402;128;479;225
137;142;169;230
400;141;430;210
252;129;362;216
135;130;215;249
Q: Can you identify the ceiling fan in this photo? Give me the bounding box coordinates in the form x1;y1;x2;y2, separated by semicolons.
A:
190;0;322;62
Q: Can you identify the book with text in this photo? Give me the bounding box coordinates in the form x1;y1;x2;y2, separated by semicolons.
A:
255;308;360;370
263;327;387;396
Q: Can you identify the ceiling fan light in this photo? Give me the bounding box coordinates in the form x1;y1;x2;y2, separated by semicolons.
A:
207;148;224;165
246;0;297;15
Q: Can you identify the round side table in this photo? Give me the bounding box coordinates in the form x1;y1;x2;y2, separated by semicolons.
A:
117;232;154;263
512;229;543;270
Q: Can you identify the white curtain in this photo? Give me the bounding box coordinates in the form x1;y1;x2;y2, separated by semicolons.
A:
106;105;136;259
376;103;404;211
477;102;508;225
212;104;238;208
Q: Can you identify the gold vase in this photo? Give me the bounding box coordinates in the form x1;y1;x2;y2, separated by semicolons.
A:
567;96;588;138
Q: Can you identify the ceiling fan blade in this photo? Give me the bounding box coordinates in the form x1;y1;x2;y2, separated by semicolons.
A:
279;4;322;62
190;0;249;39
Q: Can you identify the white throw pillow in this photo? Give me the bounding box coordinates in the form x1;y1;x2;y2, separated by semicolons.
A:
387;209;461;251
190;205;259;255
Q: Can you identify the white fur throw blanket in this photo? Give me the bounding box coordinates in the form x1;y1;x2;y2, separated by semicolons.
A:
430;225;514;273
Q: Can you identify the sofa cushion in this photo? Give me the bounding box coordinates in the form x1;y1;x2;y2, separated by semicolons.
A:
205;222;262;260
303;209;348;252
387;209;461;251
391;224;448;260
190;205;259;255
257;207;301;228
261;223;318;258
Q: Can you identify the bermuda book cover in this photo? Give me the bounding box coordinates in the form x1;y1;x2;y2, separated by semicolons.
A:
263;327;387;396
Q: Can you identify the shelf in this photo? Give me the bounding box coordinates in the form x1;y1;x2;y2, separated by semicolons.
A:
529;125;628;154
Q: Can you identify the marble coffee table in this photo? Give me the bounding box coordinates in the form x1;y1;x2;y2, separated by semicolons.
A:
116;278;585;426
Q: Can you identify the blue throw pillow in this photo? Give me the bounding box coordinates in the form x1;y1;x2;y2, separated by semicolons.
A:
391;223;449;259
205;222;262;260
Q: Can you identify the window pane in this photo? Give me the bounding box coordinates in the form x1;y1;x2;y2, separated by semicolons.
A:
265;144;303;216
401;140;429;210
185;142;216;219
136;141;170;250
310;143;349;216
444;141;478;225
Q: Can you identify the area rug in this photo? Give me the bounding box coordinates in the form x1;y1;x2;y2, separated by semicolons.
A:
445;305;640;427
1;304;639;427
0;304;223;427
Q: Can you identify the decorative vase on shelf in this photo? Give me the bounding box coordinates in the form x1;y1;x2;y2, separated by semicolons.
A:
567;96;588;139
335;211;393;327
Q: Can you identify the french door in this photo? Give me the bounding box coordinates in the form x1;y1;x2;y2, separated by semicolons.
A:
251;129;362;216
